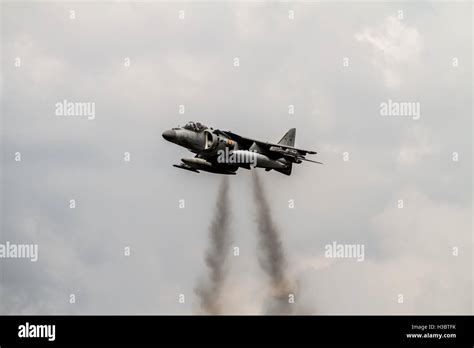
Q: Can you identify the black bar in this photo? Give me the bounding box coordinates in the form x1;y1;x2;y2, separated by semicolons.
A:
0;315;473;346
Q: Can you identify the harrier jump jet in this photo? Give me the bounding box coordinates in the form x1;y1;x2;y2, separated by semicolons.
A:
162;121;322;175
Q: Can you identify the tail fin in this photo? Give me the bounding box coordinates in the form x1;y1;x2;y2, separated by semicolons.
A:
278;128;296;147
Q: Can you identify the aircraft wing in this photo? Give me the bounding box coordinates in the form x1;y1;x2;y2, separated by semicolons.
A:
219;130;318;157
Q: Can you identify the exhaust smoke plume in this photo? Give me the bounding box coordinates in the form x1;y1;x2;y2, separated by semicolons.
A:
252;171;296;314
194;176;231;314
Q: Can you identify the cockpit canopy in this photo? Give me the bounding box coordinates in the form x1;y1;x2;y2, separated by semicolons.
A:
183;121;207;132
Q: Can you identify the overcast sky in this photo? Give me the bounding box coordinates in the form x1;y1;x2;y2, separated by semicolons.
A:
0;1;472;314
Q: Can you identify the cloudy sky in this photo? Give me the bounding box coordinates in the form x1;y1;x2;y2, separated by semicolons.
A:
0;1;472;314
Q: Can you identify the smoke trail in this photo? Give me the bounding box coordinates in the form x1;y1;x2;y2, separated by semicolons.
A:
194;176;231;314
251;171;296;314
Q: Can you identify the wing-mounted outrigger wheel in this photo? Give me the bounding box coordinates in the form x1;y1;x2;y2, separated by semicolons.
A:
173;163;200;173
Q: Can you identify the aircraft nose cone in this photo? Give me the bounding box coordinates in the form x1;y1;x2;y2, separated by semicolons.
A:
162;129;176;142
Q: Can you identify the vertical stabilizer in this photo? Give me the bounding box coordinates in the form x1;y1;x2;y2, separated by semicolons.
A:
278;128;296;147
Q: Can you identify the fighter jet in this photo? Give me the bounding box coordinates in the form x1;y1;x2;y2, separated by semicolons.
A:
162;121;322;175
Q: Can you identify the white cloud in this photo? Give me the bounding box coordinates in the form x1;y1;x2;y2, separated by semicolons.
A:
291;188;470;314
397;125;438;167
356;16;422;88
